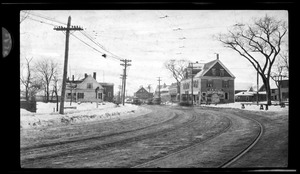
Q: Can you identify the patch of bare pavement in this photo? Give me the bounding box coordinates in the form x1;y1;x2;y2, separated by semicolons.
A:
20;105;288;168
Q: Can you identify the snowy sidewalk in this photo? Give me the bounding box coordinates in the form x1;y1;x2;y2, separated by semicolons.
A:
199;101;288;112
21;102;151;129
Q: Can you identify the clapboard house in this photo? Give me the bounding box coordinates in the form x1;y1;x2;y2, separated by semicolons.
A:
180;56;235;104
65;72;113;103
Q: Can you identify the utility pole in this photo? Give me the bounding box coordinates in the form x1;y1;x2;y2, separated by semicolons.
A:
189;61;198;106
54;16;83;114
190;63;194;106
120;59;132;105
120;69;125;104
157;77;161;103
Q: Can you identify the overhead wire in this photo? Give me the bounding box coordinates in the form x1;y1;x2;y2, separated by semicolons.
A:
70;32;120;62
25;11;67;26
79;30;123;60
27;16;60;27
25;11;123;62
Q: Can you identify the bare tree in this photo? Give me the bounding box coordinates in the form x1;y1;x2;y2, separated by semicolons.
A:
20;57;33;101
217;15;287;105
279;48;289;77
51;72;61;111
270;62;286;103
164;59;189;101
34;59;59;103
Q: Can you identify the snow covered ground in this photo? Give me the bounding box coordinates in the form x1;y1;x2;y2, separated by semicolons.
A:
21;102;151;129
164;101;288;112
200;101;289;112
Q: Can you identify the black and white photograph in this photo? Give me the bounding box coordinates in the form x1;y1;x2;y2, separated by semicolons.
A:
11;4;294;170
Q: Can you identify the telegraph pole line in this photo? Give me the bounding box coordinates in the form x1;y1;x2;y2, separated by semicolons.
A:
120;59;132;105
54;16;83;114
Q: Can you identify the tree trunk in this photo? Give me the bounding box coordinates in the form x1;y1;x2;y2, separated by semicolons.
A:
262;77;272;105
177;81;181;102
25;86;29;101
46;86;50;103
278;82;282;103
55;91;59;112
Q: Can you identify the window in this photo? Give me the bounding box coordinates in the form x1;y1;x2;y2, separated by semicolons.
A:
108;92;111;97
202;92;206;97
222;80;229;88
183;82;190;90
220;69;224;76
87;83;93;89
225;92;229;100
78;93;84;99
192;80;198;88
67;93;71;99
212;68;216;76
207;80;213;87
98;93;102;99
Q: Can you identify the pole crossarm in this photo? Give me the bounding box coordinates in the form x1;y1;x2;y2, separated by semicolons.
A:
120;59;132;105
54;26;83;31
54;16;83;114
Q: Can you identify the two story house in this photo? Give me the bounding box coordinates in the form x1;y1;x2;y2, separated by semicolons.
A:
180;57;235;104
65;72;114;103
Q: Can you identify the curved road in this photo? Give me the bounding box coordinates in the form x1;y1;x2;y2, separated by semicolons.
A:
20;105;288;168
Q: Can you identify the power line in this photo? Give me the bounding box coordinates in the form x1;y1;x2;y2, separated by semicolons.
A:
27;16;59;27
69;33;120;62
26;11;67;26
79;30;123;60
25;11;124;61
25;16;119;62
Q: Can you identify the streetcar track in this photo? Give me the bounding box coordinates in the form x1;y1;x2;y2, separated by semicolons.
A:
218;111;264;168
21;111;178;151
21;110;197;165
131;110;233;168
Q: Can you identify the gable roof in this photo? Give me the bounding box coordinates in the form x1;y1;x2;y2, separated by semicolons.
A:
67;75;104;90
194;59;235;78
136;87;149;93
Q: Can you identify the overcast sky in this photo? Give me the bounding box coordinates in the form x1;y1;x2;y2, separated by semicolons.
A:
20;10;288;96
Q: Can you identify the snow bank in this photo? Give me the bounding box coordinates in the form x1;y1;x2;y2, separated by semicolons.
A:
21;102;151;129
201;101;288;112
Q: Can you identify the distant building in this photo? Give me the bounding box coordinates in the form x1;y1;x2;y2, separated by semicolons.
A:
235;86;266;102
180;57;235;104
168;83;179;102
260;79;289;102
154;83;171;103
65;72;114;103
99;82;114;102
134;86;153;102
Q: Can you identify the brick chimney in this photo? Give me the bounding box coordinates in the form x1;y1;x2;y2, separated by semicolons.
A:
84;73;87;78
93;72;96;80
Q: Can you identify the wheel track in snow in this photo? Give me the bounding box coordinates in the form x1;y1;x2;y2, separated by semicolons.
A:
217;110;264;168
131;109;233;168
130;106;264;168
21;108;196;166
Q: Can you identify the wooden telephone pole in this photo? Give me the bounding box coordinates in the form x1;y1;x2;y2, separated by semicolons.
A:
54;16;83;114
157;77;161;103
120;59;131;105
